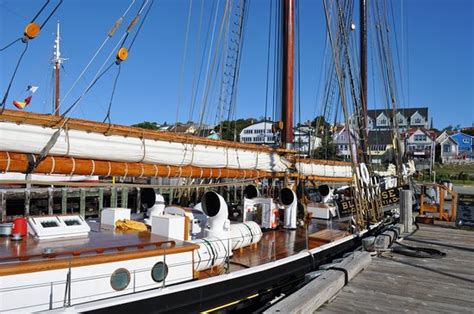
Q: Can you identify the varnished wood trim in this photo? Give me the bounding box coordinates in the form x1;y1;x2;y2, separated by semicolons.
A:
0;244;199;276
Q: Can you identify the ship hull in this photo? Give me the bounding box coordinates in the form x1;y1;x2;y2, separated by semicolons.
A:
78;226;378;313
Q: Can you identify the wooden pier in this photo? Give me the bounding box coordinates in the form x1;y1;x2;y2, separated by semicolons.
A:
318;224;474;313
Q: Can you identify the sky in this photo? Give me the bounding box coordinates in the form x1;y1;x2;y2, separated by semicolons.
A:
1;0;473;130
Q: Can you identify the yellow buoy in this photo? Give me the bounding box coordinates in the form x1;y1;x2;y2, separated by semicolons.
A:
116;47;129;62
24;22;41;39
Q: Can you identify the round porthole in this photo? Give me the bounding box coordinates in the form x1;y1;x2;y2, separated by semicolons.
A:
151;261;168;283
110;268;131;291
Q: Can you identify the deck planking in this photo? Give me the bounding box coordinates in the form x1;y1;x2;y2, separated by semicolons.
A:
317;224;474;313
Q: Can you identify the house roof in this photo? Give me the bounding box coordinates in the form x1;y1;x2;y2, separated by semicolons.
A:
368;130;394;145
440;136;458;146
401;127;435;139
367;107;428;120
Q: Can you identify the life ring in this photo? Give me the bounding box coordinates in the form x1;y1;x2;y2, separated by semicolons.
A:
359;163;370;185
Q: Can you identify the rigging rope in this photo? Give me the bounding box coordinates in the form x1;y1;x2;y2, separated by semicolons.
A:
1;0;63;112
188;0;206;123
0;42;29;114
175;0;194;128
26;0;154;175
58;0;137;112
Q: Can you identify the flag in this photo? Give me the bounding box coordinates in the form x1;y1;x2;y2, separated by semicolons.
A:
12;85;38;110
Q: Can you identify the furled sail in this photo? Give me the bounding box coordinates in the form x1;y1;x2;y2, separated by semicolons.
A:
0;110;353;180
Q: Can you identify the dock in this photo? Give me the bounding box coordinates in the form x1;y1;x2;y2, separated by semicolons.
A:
318;224;474;313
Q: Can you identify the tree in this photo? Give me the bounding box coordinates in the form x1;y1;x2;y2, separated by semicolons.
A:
312;133;341;160
132;121;160;130
215;118;256;141
311;116;330;135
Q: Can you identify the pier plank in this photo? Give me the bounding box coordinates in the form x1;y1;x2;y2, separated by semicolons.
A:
318;224;474;313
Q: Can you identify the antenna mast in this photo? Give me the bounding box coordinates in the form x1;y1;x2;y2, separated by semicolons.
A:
52;20;66;116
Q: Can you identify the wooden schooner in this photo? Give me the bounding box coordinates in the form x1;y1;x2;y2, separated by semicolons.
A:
0;0;404;312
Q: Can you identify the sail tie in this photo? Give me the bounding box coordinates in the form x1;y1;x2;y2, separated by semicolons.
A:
48;156;56;175
69;157;76;176
139;136;146;163
2;152;11;174
153;164;158;177
106;161;112;177
90;160;96;177
123;162;128;180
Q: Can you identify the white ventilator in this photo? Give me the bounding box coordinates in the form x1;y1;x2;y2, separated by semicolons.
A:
242;184;260;222
280;187;297;229
141;188;166;225
319;185;334;203
201;191;231;240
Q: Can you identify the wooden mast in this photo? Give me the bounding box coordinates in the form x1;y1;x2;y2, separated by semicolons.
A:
358;0;369;164
281;0;295;149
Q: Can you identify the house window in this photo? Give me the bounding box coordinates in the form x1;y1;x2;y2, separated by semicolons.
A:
380;119;386;125
415;118;421;124
463;138;470;144
443;145;451;153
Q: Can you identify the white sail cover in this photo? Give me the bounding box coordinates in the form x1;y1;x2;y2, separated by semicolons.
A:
295;162;352;178
0;122;291;173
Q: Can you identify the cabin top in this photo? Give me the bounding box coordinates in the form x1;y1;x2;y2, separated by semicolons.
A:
0;221;199;276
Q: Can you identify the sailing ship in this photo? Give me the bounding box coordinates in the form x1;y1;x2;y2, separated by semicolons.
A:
0;0;408;312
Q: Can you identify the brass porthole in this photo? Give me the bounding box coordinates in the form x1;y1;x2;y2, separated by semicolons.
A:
110;268;131;291
151;261;168;283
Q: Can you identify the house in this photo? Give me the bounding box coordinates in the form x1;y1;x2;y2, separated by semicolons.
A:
332;126;358;161
450;132;473;158
367;130;395;164
239;121;275;145
435;130;452;145
293;125;320;155
404;128;435;155
167;123;196;134
403;128;436;158
366;107;429;132
439;136;459;163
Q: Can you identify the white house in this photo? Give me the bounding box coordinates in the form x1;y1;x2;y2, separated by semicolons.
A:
439;136;459;163
435;130;451;145
239;121;275;145
403;128;435;158
366;107;429;132
332;126;358;161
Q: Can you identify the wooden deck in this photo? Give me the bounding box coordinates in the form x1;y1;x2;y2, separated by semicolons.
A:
318;224;474;313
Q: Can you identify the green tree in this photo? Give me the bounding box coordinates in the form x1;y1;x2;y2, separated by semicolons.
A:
313;133;341;160
216;118;256;141
311;116;330;136
132;121;160;130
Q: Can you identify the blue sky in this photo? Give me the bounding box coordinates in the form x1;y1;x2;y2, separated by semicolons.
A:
1;0;473;129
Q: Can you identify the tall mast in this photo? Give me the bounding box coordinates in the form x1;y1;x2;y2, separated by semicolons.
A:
359;0;369;163
281;0;295;149
360;0;367;118
52;20;64;116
